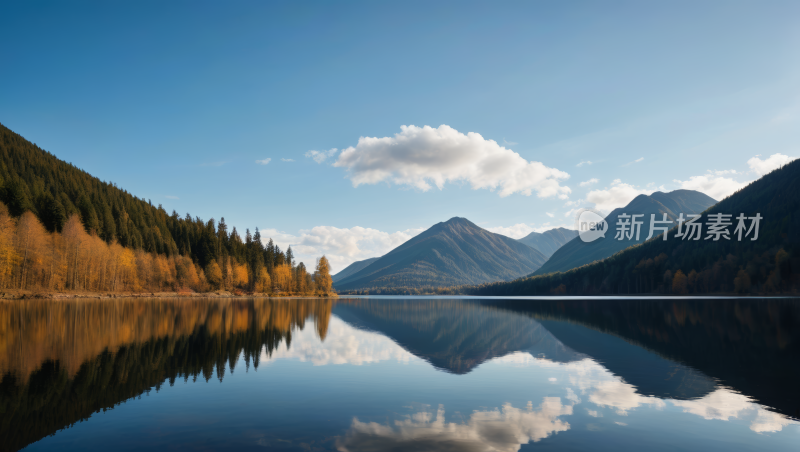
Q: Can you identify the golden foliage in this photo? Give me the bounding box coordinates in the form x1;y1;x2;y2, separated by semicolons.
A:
314;255;332;294
0;202;330;296
273;264;292;293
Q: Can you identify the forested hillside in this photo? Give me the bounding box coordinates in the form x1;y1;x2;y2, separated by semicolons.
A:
470;159;800;295
0;123;332;295
533;190;716;275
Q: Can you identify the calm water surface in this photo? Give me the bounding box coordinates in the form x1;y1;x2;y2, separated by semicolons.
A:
1;296;798;451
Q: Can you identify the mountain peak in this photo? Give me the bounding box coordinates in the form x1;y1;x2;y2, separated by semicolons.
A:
533;189;717;275
334;217;547;290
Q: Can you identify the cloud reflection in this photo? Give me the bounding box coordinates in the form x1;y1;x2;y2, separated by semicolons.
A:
258;315;797;437
261;316;418;366
672;389;796;433
336;399;572;452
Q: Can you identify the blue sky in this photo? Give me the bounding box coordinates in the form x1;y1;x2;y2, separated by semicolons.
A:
2;1;799;271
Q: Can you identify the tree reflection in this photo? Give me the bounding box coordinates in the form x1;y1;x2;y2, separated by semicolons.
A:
0;298;332;452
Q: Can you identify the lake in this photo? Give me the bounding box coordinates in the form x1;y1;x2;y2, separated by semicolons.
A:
1;296;798;451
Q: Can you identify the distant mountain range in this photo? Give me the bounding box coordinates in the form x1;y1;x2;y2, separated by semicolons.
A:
534;189;716;275
334;217;547;291
473;159;800;295
516;227;578;258
332;257;379;283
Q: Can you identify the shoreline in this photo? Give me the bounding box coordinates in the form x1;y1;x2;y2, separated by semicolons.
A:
0;290;339;300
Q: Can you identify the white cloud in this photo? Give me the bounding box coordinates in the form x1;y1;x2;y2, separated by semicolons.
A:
750;408;794;433
622;157;644;167
579;178;599;187
259;225;424;274
586;409;601;418
334;125;571;198
577;160;592;167
671;389;751;422
487;222;574;238
281;158;295;162
673;175;746;201
588;379;666;415
164;195;179;200
546;212;555;218
255;158;271;165
586;180;653;213
747;153;797;176
709;169;738;176
306;148;338;163
486;223;535;239
503;138;518;146
336;399;572;452
669;388;795;433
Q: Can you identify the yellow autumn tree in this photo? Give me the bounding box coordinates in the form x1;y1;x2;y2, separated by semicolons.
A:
15;211;50;289
232;263;249;289
0;208;18;288
205;261;223;290
314;256;332;295
273;263;293;293
254;267;271;293
672;269;688;295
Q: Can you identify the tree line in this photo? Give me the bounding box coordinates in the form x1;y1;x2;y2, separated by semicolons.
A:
468;159;800;296
0;123;332;295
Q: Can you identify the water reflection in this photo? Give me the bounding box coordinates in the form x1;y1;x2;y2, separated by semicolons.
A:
0;297;798;451
0;298;331;452
337;399;573;452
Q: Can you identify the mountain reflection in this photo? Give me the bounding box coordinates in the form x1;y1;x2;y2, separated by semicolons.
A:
0;296;798;451
484;297;800;419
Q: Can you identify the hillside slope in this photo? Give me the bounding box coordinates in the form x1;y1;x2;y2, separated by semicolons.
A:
534;190;716;275
0;123;293;271
517;227;578;258
472;160;800;295
332;257;379;283
335;217;547;290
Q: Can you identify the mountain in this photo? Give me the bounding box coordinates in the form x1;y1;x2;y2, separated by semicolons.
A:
533;189;716;275
332;257;380;282
334;217;547;291
472;159;800;295
517;227;578;258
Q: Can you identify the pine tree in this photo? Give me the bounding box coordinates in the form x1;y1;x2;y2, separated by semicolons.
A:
286;246;294;268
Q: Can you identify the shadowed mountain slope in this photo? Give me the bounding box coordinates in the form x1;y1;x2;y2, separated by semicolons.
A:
534;190;716;275
517;227;578;258
334;217;547;290
332;257;380;283
472;159;800;295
